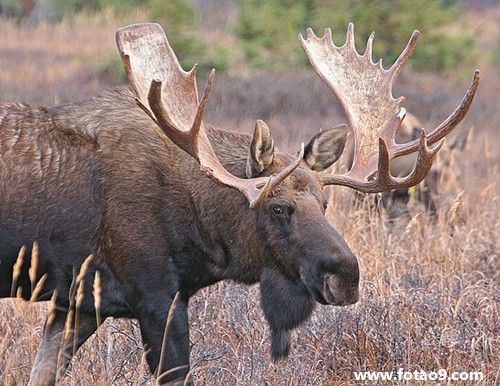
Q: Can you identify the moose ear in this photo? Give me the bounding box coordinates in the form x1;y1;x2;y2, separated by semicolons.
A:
246;119;275;178
304;124;348;172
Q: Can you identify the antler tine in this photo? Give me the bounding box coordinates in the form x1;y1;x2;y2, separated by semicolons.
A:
346;23;356;50
391;70;480;159
365;31;375;60
300;24;480;193
389;30;420;82
116;23;303;209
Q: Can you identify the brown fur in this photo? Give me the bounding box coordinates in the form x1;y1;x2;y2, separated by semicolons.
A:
0;86;358;385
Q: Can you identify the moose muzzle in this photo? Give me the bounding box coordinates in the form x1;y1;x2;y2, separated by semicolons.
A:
322;273;359;306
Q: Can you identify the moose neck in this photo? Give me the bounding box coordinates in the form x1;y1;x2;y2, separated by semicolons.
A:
184;125;273;286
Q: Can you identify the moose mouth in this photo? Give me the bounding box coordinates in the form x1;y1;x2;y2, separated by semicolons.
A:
303;273;359;306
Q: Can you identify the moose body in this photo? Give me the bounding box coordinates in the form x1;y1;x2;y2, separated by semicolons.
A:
0;23;478;385
0;87;358;384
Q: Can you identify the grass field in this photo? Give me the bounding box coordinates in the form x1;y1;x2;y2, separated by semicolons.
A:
0;6;498;386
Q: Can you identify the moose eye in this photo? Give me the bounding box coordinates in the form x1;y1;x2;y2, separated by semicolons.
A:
271;205;285;217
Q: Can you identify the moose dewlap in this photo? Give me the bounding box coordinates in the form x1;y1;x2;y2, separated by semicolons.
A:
0;23;478;385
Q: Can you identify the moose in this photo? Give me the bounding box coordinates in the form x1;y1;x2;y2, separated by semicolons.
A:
0;23;479;385
348;112;472;216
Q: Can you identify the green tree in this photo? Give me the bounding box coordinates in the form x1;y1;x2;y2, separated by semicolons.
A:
236;0;315;68
236;0;475;73
0;0;22;18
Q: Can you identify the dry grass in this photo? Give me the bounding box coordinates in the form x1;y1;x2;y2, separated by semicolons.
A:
1;9;499;386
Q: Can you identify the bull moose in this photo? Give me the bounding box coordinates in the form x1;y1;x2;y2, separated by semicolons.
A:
0;23;479;385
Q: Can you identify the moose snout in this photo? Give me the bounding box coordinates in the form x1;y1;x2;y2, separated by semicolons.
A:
303;253;360;306
299;217;360;306
322;274;359;306
311;241;360;306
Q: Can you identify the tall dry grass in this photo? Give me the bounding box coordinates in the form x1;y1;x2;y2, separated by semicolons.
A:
0;10;499;386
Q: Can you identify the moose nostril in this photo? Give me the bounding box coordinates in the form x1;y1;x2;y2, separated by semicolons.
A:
323;274;359;306
324;274;338;288
322;274;339;304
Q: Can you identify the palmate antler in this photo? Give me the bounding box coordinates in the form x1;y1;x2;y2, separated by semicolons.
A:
116;23;479;205
116;23;303;209
300;24;480;192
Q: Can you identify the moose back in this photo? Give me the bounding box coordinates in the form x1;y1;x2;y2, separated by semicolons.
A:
0;23;478;385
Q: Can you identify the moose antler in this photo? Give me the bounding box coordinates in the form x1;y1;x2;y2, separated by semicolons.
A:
300;23;480;192
116;23;303;208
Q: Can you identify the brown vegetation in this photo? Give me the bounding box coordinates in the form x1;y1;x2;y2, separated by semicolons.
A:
0;9;498;386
